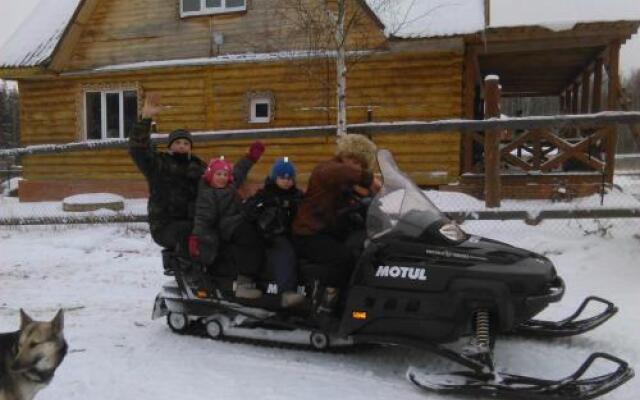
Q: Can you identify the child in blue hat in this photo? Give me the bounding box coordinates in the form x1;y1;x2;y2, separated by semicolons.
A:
244;157;305;307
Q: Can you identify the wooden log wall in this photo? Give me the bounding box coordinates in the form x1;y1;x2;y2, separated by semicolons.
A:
19;51;464;196
66;0;387;71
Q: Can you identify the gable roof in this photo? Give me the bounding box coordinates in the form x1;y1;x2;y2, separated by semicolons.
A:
0;0;82;68
364;0;486;39
1;0;485;71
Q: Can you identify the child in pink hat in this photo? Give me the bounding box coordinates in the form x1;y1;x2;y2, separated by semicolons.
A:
190;141;266;299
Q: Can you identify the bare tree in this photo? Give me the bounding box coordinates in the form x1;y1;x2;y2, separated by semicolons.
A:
273;0;383;135
273;0;455;135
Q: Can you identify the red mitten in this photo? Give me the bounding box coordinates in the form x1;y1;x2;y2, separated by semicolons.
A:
247;140;266;162
188;235;200;258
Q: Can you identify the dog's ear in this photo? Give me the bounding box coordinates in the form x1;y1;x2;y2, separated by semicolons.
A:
51;309;64;333
20;309;34;330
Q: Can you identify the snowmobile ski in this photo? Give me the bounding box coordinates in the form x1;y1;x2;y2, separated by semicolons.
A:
407;352;633;400
514;297;617;338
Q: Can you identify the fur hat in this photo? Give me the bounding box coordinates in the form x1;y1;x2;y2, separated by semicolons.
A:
270;157;296;180
203;157;234;185
167;129;193;148
335;134;377;170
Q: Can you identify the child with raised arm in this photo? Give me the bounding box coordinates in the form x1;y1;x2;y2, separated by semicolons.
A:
189;142;266;299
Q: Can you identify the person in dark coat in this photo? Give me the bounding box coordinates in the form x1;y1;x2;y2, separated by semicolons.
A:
189;142;266;299
244;157;305;307
292;134;381;313
128;93;206;263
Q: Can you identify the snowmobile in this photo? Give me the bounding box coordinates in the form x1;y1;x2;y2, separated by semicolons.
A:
152;149;633;400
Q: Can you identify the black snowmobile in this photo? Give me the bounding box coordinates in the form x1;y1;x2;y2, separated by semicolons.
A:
152;149;633;400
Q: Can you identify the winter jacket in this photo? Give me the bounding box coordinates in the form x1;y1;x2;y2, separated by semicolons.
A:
192;157;255;265
292;158;373;236
128;119;206;236
243;178;303;240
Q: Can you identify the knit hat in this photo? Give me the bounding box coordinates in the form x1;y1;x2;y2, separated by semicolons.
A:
270;157;296;180
167;129;193;148
335;134;377;170
203;156;234;185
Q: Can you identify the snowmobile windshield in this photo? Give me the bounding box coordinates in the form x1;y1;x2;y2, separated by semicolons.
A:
366;149;459;241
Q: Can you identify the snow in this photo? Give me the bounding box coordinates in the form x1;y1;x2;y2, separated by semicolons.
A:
62;193;125;205
1;177;22;196
1;218;639;399
0;196;147;221
428;188;640;213
539;21;579;32
0;0;81;68
365;0;486;38
68;50;374;74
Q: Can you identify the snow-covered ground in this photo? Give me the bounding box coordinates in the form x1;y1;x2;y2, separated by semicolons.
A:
1;218;639;400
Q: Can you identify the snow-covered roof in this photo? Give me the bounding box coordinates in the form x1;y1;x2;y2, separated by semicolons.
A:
364;0;486;39
0;0;81;68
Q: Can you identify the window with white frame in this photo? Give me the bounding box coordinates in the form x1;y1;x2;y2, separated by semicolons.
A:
180;0;246;17
250;97;272;123
85;90;138;140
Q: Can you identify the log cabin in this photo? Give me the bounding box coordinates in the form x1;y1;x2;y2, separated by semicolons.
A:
0;0;638;201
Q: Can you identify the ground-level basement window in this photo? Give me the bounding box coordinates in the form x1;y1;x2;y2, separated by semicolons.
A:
180;0;246;17
85;91;137;140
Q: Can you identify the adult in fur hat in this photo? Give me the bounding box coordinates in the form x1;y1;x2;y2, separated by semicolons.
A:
292;134;381;315
128;93;206;267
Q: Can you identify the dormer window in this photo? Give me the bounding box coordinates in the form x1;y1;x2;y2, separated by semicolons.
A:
180;0;246;17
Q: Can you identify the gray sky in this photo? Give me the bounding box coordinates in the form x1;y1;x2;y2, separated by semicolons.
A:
0;0;639;76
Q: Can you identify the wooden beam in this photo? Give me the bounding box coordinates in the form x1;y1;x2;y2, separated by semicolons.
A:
472;37;611;55
604;41;622;183
0;67;52;79
592;58;603;112
571;84;579;114
462;46;478;173
580;72;591;114
484;76;501;208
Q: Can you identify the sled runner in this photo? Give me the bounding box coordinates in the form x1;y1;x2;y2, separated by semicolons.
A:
152;149;633;399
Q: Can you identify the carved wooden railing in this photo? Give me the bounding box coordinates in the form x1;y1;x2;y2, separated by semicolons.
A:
468;126;610;174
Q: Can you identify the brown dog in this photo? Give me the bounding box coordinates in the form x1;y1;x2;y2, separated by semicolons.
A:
0;310;67;400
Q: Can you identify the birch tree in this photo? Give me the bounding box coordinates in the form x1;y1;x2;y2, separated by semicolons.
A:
276;0;446;136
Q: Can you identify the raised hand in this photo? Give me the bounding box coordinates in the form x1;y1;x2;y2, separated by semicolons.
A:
247;140;266;162
141;93;169;119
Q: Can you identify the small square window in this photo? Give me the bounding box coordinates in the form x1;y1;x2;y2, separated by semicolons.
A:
250;98;271;123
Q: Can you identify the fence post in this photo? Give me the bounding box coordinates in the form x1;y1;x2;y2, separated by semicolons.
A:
605;41;621;183
484;75;501;208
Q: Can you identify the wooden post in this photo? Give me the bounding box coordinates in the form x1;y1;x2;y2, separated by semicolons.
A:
462;47;477;173
571;84;579;115
605;41;621;183
484;75;501;208
592;58;603;113
580;72;590;114
484;0;491;27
